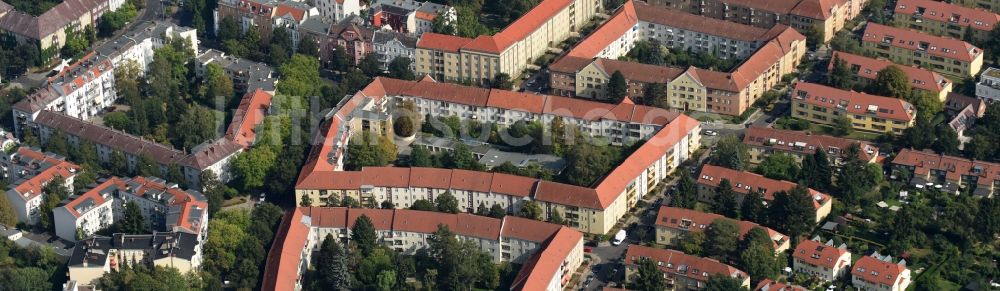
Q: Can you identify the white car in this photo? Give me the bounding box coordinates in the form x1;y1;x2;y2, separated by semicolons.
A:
702;130;718;136
826;285;836;291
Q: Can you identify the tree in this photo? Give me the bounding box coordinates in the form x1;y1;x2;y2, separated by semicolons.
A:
704;273;747;291
387;57;415;80
232;145;277;190
739;228;780;283
432;10;456;35
119;201;148;234
21;126;40;148
393;115;415;137
836;144;878;205
44;130;70;157
767;184;816;237
709;136;749;170
754;153;800;181
831;116;853;136
109;151;129;176
677;232;706;255
607;70;628;101
329;46;353;72
442;143;484;171
713;179;741;219
202;63;235;105
492;73;513;90
345;132;397;170
104;111;132;131
352;214;378;255
376;270;396;291
801;149;833;192
488;204;506;218
408;146;436;167
704;219;739;262
1;267;54;291
673;169;699;209
633;257;665;291
827;55;854;89
560;142;616;186
0;193;18;226
410;199;435;211
277;54;322;97
548;210;565;225
872;66;911;99
803;24;824;50
518;201;542;220
313;234;350;290
740;191;766;223
931;126;960;155
359;53;382;78
435;192;460;213
174;106;219;150
298;35;319;57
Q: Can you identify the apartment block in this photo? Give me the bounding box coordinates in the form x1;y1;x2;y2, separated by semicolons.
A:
2;148;80;224
648;0;867;42
373;30;417;71
830;51;953;101
215;0;320;42
0;0;124;52
194;49;279;95
654;206;791;253
67;232;203;286
791;82;917;134
370;0;454;35
743;126;879;165
976;67;1000;102
261;207;584;291
414;0;601;84
792;237;852;282
851;253;912;291
890;148;1000;197
861;23;984;78
549;0;806;116
952;0;1000;13
624;245;750;290
296;77;702;235
893;0;999;44
696;165;833;223
315;0;360;22
53;176;209;242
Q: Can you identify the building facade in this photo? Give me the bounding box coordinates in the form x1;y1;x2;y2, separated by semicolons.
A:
2;147;80;224
370;0;454;35
792;238;852;282
892;0;999;44
261;207;584;291
743;126;879;165
372;30;417;71
0;0;123;52
976;67;1000;102
647;0;867;43
696;164;834;223
890;148;1000;197
315;0;360;22
414;0;601;84
830;51;953;102
791;82;917;134
851;253;912;291
861;23;984;78
624;244;751;290
654;206;791;253
67;232;203;286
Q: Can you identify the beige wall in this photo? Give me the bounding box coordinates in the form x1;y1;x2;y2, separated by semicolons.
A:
862;40;984;78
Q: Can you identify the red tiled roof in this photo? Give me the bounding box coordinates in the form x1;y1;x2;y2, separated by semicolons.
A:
633;1;773;42
830;51;951;93
624;244;747;283
261;209;310;291
755;279;809;291
62;177;123;218
593;58;685;84
654;206;788;248
792;82;916;122
489;173;537;197
890;148;1000;187
362;166;411;187
895;0;999;31
457;0;577;54
565;1;638;59
408;167;453;189
227;88;273;148
534;181;602;209
416;32;473;53
511;226;583;291
862;23;982;62
698;164;832;210
274;3;307;22
450;169;492;193
501;215;564;242
793;239;850;269
852;255;909;287
10;148;81;202
743;126;878;161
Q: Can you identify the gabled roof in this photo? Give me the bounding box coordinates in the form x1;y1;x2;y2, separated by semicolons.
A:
743;126;878;161
655;206;789;249
895;0;999;31
793;238;850;269
890;148;1000;187
697;164;832;210
633;1;773;42
862;23;982;62
755;279;809;291
227;88;273;148
792;82;916;122
564;0;638;59
624;245;747;283
416;32;472;53
852;255;909;287
830;51;951;93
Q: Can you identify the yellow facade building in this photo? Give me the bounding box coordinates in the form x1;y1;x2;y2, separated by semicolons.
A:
893;0;1000;44
791;82;917;134
862;23;985;78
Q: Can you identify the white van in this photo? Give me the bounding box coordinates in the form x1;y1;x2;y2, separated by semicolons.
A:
612;229;626;245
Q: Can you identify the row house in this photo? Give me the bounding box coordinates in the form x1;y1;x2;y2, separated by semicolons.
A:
697;165;833;223
414;0;600;84
852;253;912;291
890;148;1000;197
370;0;454;35
296;77;702;235
791;82;917;134
0;0;124;53
262;207;584;291
742;126;878;165
624;245;751;290
893;0;999;44
830;51;953;102
647;0;867;43
53;176;209;242
2;147;80;224
861;23;984;78
792;237;852;282
67;232;203;286
654;206;791;253
550;0;806;116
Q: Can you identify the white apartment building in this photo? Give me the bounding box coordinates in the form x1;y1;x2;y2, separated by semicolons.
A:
373;30;417;71
316;0;360;22
67;232;203;285
976;67;1000;102
2;148;80;224
792;237;852;282
53;176;209;242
